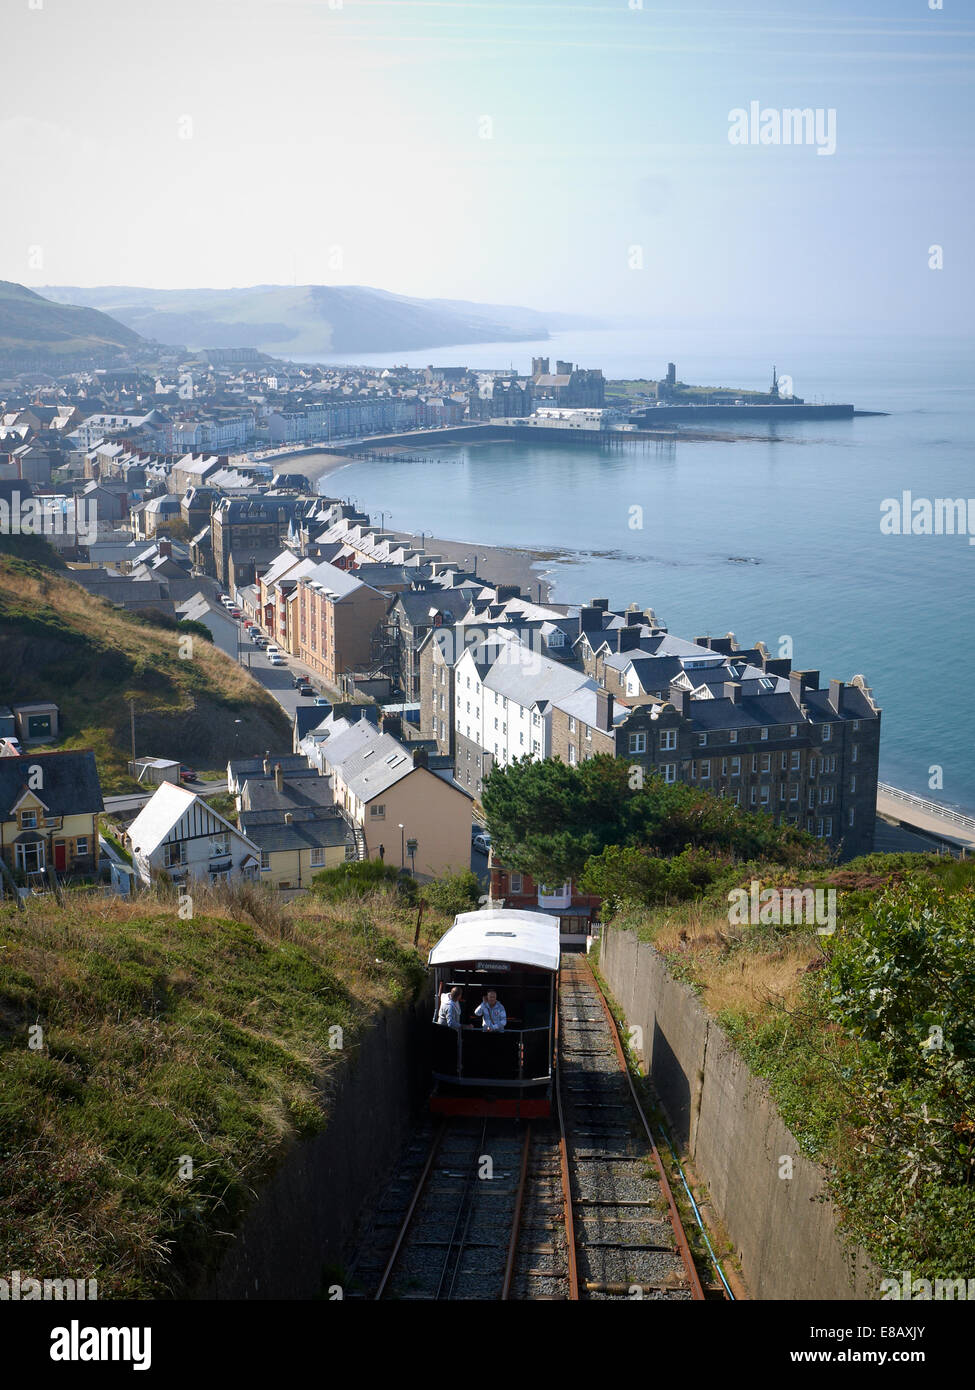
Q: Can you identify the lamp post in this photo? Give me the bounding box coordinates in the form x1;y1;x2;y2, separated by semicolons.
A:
398;823;405;869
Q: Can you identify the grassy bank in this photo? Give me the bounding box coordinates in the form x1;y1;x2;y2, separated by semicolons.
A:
0;883;444;1297
605;852;975;1280
0;553;290;791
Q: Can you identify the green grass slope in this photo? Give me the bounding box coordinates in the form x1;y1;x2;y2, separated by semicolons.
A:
0;281;142;357
0;553;290;791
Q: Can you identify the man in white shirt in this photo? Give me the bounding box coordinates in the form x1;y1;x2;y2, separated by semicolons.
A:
474;990;506;1032
436;986;462;1030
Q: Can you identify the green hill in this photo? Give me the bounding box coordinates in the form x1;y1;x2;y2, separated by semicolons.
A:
40;282;596;357
0;280;143;358
0;551;290;790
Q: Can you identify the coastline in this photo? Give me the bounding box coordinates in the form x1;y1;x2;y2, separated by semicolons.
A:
285;447;559;604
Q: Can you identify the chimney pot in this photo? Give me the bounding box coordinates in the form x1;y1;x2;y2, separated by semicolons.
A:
274;763;283;792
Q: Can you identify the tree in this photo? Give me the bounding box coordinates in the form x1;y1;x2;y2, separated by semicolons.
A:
481;754;823;886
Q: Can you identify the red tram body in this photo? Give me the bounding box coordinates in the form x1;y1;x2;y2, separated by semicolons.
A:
428;909;561;1119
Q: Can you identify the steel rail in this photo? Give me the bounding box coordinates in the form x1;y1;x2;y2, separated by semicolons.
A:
500;1124;532;1301
582;957;707;1301
554;971;581;1302
373;1122;445;1300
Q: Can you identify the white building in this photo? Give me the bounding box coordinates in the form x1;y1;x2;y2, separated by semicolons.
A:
453;631;595;788
126;782;260;888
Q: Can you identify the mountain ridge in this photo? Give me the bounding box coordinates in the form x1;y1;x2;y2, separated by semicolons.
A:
38;282;599;356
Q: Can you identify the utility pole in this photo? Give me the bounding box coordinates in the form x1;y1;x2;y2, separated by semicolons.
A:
129;699;136;762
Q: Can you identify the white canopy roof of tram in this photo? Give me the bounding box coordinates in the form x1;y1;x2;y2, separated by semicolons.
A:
429;909;561;973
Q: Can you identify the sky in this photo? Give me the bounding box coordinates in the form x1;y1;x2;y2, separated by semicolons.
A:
1;0;972;331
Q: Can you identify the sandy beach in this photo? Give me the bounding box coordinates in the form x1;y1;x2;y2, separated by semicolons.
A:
283;448;560;604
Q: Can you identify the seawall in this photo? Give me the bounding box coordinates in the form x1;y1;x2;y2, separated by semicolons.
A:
600;928;878;1301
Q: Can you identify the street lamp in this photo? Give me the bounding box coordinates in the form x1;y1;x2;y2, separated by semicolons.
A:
398;823;405;869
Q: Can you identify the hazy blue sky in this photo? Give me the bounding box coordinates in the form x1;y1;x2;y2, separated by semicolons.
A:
1;0;971;330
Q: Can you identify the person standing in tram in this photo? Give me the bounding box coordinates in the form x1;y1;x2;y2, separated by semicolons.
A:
474;989;506;1032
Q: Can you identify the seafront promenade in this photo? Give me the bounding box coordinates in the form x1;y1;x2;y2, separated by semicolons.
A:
876;784;975;854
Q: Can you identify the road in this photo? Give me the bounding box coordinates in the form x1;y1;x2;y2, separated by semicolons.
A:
103;777;227;817
234;634;334;723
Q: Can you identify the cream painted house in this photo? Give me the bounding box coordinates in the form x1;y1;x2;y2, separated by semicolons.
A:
0;750;103;883
319;721;472;879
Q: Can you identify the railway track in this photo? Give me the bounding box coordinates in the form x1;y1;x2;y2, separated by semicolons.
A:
345;954;711;1301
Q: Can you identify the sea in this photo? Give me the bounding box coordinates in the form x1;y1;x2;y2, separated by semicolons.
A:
299;327;975;813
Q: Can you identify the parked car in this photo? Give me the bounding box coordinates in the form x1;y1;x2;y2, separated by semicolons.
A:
179;765;198;783
242;618;253;629
313;696;331;707
268;654;286;667
266;645;281;657
299;684;315;697
472;832;492;855
229;608;242;620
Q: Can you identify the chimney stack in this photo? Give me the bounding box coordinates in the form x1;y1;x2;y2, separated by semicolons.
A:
828;678;845;714
590;598;609;612
669;684;690;716
790;670;820;704
595;688;614;733
618;627;641;652
413;747;429;769
274;763;283;793
284;811;293;824
262;756;270;775
724;681;742;704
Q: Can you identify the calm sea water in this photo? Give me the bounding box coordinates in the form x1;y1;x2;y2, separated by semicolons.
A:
308;328;975;812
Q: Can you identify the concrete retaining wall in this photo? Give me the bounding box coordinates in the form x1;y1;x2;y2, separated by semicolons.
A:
200;992;429;1299
600;928;877;1300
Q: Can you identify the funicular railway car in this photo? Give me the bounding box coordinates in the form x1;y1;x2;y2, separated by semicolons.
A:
428;908;560;1118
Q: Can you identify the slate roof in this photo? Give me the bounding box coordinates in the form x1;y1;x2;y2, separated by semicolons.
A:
0;751;104;819
242;817;349;854
239;776;334;812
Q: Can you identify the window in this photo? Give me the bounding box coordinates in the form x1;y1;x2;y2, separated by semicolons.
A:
761;727;769;741
729;729;738;743
164;841;185;868
519;731;525;746
210;836;230;857
494;717;499;730
700;759;711;780
822;786;834;805
790;724;798;738
20;809;37;829
760;785;770;804
260;850;271;870
585;725;592;741
731;756;741;776
569;716;576;733
852;720;860;732
697;732;707;747
660;729;677;751
662;763;677;784
760;753;771;773
465;676;470;689
850;775;856;793
790;783;799;802
568;746;577;765
848;808;855;826
310;847;325;867
852;744;859;763
510;873;523;893
370;804;385;818
628;731;647;754
780;752;788;770
721;758;727;776
75;837;89;857
791;750;801;771
16;841;44;873
823;723;832;741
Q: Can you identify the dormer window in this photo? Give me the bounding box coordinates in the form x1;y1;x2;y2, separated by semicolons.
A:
20;809;38;829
